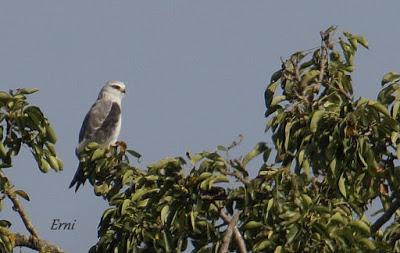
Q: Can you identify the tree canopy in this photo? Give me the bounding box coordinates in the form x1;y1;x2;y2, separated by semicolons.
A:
2;27;400;252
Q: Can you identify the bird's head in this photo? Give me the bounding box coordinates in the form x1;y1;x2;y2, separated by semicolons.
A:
99;80;126;100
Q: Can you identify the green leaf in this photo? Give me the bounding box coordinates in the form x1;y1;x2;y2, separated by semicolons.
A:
122;170;133;185
303;159;311;179
91;148;105;161
301;194;313;206
161;205;170;225
162;231;171;252
382;72;400;86
120;199;130;215
244;221;263;230
397;144;400;159
39;158;50;173
270;69;282;83
330;212;346;224
0;142;6;158
284;122;292;151
253;239;272;252
287;225;299;243
208;174;229;185
338;173;347;198
127;149;141;159
94;183;109;196
190;211;196;231
350;220;370;235
359;238;376;250
45;125;57;144
270;95;286;107
265;81;279;109
17;88;39;94
310;110;325;133
14;190;30;201
131;188;158;201
274;246;283;253
217;145;227;152
47;155;60;171
0;91;11;100
356;36;369;49
197;172;212;182
86;142;99;150
0;220;11;228
393;101;400;119
301;70;320;86
56;158;64;170
368;101;391;117
266;198;274;218
242;142;268;166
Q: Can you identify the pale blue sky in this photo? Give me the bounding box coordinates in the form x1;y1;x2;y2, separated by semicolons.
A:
1;1;400;252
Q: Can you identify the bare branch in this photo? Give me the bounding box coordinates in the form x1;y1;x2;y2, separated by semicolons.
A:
0;170;66;252
0;227;65;253
4;187;40;238
219;210;247;253
371;198;400;234
219;211;241;253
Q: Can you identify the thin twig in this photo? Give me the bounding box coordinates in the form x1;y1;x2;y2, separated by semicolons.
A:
318;31;328;88
219;210;247;253
371;198;400;234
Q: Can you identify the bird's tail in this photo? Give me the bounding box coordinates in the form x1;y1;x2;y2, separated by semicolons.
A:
69;163;85;192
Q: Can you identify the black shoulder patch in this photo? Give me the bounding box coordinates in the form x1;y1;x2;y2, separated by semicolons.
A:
93;102;121;144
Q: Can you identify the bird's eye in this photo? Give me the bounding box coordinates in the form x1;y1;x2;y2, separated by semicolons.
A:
111;85;120;90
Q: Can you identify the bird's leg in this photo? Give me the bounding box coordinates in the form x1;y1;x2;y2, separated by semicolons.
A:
114;141;127;152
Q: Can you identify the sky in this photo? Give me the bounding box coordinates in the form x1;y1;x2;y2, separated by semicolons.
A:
1;1;400;252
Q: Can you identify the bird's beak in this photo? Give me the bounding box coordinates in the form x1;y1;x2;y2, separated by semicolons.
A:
122;88;126;94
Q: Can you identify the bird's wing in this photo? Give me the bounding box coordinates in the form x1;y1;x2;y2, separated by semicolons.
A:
78;99;121;144
71;99;121;190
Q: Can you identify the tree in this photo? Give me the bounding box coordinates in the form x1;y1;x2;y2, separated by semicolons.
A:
3;27;400;253
82;27;400;252
0;89;64;252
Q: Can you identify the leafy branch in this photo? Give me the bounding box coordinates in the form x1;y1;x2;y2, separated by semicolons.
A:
0;88;64;252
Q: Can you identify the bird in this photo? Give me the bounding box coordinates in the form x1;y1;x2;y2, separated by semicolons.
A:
69;80;126;191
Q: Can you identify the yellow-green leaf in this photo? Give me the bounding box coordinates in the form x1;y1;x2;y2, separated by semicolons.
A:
91;148;105;161
242;142;268;166
310;110;325;133
0;142;6;158
45;125;57;144
39;158;50;173
270;95;286;107
274;246;283;253
0;91;11;100
244;221;263;230
356;36;369;49
338;173;346;198
160;205;169;225
350;220;370;235
369;101;391;117
47;155;60;171
120;199;130;215
382;72;400;86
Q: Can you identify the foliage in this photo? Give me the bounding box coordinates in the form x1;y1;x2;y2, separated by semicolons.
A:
0;88;63;252
80;27;400;253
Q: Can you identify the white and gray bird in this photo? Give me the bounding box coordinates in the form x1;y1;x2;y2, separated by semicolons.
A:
69;80;126;191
